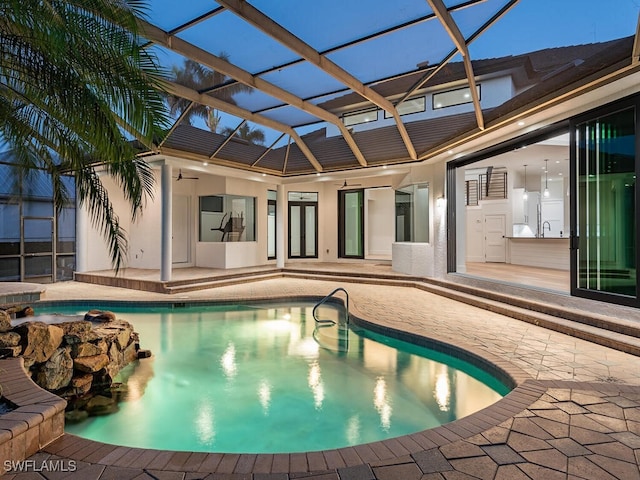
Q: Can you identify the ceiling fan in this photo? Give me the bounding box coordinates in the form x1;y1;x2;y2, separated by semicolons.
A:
174;169;199;181
335;180;362;189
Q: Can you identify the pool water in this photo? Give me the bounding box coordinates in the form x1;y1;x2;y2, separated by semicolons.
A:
41;302;508;453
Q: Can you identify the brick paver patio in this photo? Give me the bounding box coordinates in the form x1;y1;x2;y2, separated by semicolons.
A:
4;273;640;479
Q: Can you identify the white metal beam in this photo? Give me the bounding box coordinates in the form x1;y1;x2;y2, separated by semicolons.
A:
634;12;640;63
213;0;417;160
163;80;324;172
427;0;485;130
139;20;368;167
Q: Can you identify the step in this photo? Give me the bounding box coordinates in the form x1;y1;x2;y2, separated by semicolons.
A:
284;271;640;357
164;272;284;294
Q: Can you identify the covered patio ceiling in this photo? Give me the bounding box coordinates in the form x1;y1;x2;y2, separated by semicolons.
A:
135;0;639;177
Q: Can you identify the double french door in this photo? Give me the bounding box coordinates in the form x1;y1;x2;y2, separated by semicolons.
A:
288;201;317;258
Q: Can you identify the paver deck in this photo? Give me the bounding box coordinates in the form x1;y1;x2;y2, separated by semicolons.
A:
4;270;640;479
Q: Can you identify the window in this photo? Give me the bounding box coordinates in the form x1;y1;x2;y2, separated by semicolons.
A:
384;97;426;118
342;107;378;127
395;184;429;242
199;195;256;242
433;85;481;109
288;192;318;202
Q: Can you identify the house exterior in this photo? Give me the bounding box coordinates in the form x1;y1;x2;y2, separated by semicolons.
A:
71;31;640;309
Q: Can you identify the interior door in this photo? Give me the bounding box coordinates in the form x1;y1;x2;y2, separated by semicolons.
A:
289;202;317;258
22;216;54;283
172;195;190;264
484;214;506;262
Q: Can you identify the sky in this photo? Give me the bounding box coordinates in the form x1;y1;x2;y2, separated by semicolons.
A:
469;0;640;59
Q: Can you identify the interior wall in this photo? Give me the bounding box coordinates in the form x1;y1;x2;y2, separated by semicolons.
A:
365;187;394;259
194;174;272;268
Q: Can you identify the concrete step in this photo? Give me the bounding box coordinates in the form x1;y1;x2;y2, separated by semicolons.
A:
283;271;640;357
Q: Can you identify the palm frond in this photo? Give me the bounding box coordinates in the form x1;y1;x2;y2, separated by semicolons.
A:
0;0;169;270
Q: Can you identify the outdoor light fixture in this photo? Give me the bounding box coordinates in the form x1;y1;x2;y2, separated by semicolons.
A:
543;159;550;197
523;164;528;200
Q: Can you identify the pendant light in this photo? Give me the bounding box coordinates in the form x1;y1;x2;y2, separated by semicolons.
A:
522;164;528;200
543;159;550;197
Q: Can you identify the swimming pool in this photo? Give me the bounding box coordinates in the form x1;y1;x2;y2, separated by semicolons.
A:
37;301;509;453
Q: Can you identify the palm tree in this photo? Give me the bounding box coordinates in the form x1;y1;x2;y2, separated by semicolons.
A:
221;123;266;146
0;0;169;271
166;57;254;133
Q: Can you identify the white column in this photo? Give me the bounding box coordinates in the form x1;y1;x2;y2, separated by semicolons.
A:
75;196;89;273
161;163;172;281
276;184;285;268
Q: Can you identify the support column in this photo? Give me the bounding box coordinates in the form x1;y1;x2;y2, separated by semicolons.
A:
75;195;89;273
161;163;172;281
276;184;285;269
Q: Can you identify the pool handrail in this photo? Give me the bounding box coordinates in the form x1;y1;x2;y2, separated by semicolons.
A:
312;287;349;325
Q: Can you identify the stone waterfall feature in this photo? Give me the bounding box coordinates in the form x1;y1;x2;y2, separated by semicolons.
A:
0;308;149;421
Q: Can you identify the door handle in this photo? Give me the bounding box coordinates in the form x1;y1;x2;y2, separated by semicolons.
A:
570;235;579;250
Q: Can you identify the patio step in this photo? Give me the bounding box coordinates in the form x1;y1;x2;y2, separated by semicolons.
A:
164;271;283;294
283;270;640;357
75;265;640;356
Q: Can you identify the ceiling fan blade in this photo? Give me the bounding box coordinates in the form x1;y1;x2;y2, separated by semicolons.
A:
173;169;199;180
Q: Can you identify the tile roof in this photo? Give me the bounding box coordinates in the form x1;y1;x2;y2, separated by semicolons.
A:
159;37;635;175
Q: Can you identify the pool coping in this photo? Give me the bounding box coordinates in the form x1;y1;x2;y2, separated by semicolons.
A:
16;295;546;477
0;357;66;475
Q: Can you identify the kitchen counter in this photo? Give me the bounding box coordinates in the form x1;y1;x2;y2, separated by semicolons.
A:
506;236;569;240
507;237;569;270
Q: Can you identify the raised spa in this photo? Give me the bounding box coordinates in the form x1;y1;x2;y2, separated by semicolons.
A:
40;301;509;453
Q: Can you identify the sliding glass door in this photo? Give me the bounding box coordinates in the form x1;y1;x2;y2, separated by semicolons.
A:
338;189;364;258
573;103;638;304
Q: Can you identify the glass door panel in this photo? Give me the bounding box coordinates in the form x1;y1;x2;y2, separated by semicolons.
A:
267;200;276;259
575;107;637;300
23;217;54;283
290;205;301;257
338;190;364;258
304;205;317;257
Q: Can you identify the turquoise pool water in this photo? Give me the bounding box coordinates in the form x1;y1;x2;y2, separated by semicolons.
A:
39;302;508;453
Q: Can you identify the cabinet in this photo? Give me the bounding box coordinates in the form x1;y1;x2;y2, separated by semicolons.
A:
511;188;539;236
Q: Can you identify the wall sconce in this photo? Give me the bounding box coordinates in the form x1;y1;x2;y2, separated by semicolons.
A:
436;196;445;208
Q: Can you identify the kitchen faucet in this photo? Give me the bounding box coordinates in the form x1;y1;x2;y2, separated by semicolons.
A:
542;221;551;237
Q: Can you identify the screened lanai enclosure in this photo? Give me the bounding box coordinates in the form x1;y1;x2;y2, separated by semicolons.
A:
10;0;640;310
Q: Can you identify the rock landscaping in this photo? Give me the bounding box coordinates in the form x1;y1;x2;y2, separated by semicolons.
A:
0;307;148;422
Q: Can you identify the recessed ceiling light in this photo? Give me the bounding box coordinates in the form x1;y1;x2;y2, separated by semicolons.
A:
262;173;266;177
382;165;387;169
447;150;454;155
517;121;525;126
203;162;208;166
